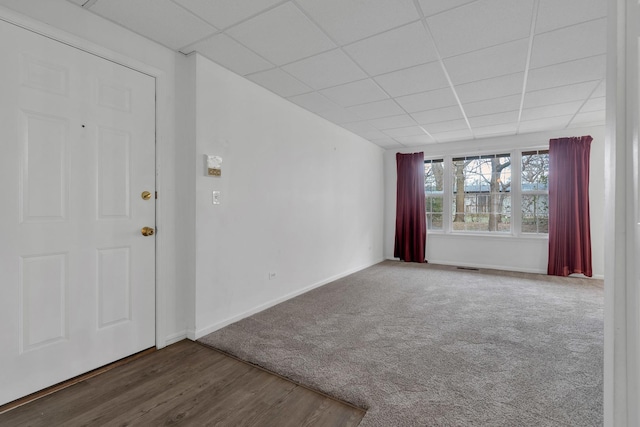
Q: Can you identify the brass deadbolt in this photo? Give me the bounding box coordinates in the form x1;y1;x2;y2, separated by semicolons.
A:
141;226;155;236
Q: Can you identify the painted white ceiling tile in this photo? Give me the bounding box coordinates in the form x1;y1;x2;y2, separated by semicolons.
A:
368;115;417;130
456;72;524;104
521;101;583;121
371;138;405;148
90;0;217;50
315;108;363;124
246;68;312;97
384;126;428;138
535;0;607;34
287;92;340;113
570;110;606;126
354;129;389;140
422;119;469;134
418;0;477;17
444;39;528;85
341;121;379;134
394;135;436;145
346;99;406;119
468;111;519;128
523;80;600;109
526;55;606;91
296;0;420;45
427;0;534;58
473;124;518;138
530;19;606;69
374;62;449;97
581;97;606;113
185;34;273;75
394;87;458;113
591;80;606;98
462;94;522;117
411;106;464;125
173;0;282;29
431;129;473;142
282;49;367;90
227;3;335;65
344;22;438;76
518;115;573;133
319;79;388;107
67;0;86;4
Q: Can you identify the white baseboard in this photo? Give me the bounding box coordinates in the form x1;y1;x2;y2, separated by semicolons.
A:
163;331;188;346
194;259;383;340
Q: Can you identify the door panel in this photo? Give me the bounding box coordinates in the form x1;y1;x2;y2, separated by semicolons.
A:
0;18;155;406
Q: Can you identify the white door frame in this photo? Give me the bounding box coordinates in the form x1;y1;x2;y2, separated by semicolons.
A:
0;7;170;350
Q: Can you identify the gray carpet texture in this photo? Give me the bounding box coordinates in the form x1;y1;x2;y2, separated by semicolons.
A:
199;261;603;426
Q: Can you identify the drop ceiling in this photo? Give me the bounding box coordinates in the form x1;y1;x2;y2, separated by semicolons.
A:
67;0;607;149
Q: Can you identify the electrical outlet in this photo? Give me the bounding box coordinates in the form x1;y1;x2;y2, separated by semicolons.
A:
268;272;277;280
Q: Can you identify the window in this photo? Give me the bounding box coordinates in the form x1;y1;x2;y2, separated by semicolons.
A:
424;159;444;230
521;150;549;234
452;154;512;232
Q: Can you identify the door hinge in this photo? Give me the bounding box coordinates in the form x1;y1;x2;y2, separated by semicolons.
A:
155;191;158;199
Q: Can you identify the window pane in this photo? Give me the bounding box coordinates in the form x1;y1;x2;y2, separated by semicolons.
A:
425;195;443;230
424;161;444;193
521;194;549;233
452;155;511;232
522;152;549;191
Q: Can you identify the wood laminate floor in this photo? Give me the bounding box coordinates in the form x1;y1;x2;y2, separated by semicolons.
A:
0;340;365;426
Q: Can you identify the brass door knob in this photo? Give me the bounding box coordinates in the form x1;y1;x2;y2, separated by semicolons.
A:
141;226;155;236
141;191;152;200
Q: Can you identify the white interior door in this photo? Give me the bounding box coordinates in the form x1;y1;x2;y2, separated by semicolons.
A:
0;19;156;406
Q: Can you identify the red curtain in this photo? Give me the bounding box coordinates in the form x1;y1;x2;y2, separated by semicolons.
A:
394;152;426;263
547;136;593;277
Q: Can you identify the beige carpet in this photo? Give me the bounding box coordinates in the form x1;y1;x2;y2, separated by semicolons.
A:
199;261;603;426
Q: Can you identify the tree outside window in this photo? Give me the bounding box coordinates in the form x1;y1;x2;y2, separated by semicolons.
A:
521;150;549;234
424;159;444;230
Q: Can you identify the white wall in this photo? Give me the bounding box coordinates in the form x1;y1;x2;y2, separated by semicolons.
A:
0;0;184;345
384;126;605;278
183;54;385;338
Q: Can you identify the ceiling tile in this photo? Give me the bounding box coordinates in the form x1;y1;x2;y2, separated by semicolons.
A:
371;138;405;148
521;101;583;121
462;94;522;117
319;79;388;107
570;110;605;126
315;108;363;124
411;106;464;124
431;129;473;142
368;114;417;130
592;80;606;98
519;115;572;133
395;87;458;113
523;80;600;109
346;99;405;119
185;34;273;75
375;62;449;97
473;124;518;138
227;3;335;65
283;49;367;90
456;72;524;104
581;97;606;113
426;0;534;58
526;55;606;91
468;111;519;128
287;92;340;113
423;119;469;134
90;0;217;50
353;129;389;140
418;0;477;17
395;135;436;145
67;0;85;4
246;68;313;97
535;0;607;34
444;39;528;85
530;19;606;69
384;126;428;138
344;21;438;76
341;120;379;134
173;0;282;29
296;0;420;45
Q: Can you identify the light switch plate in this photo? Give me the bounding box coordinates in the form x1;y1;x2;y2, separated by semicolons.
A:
212;190;221;205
